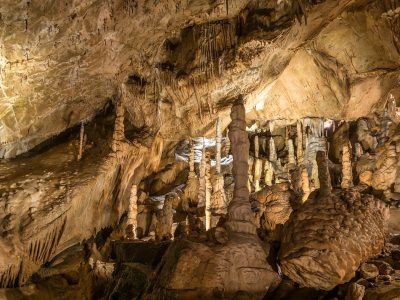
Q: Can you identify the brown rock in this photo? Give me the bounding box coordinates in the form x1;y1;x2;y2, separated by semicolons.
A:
360;263;379;280
279;152;388;290
345;282;365;300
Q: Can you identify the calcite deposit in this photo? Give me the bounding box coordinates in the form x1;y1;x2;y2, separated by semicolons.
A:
279;152;389;290
0;0;399;298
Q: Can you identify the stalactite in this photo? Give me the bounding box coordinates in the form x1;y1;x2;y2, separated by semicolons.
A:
15;215;67;287
301;166;310;202
269;137;277;162
126;184;138;239
77;122;85;161
297;120;304;165
216;117;222;174
341;142;353;189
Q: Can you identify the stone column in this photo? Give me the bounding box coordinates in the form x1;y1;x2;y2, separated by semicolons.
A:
112;99;125;152
225;97;257;235
188;139;196;179
264;160;273;186
269;137;277;162
301;167;310;202
341;141;353;189
127;184;138;239
77;122;85;161
288;138;296;165
311;159;320;190
316;151;332;196
297;120;304;165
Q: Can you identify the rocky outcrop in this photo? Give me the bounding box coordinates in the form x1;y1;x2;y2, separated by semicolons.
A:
279;152;389;290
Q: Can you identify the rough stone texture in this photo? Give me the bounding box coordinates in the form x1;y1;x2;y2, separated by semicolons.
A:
345;282;365;300
0;115;163;287
143;238;281;299
279;152;389;290
251;183;294;233
1;0;399;158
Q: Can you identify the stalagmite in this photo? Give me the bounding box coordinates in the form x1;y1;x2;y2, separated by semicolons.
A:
225;97;258;234
112;99;125;152
297;120;304;164
183;139;200;206
288;138;296;166
341;142;353;189
205;153;212;231
264;160;273;186
269;137;277;162
126;184;138;239
311;159;320;190
316;151;332;196
301;166;310;202
77;122;85;161
188;139;196;179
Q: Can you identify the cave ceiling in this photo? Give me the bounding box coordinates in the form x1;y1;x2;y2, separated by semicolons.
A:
0;0;399;158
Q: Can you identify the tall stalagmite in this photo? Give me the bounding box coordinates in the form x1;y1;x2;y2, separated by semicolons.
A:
297;120;304;165
226;97;257;234
269;137;277;162
301;166;311;202
126;184;138;239
341;142;353;189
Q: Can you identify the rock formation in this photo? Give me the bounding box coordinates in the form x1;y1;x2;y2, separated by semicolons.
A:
279;151;389;290
126;184;138;239
341;141;353;189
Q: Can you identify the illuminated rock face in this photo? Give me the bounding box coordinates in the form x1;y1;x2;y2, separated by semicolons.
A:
279;153;389;291
1;0;399;159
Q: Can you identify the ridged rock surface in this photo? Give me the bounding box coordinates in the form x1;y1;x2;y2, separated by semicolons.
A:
279;189;389;290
